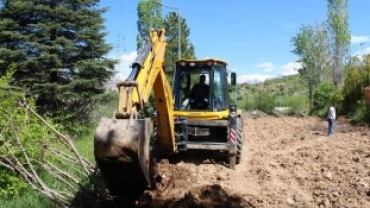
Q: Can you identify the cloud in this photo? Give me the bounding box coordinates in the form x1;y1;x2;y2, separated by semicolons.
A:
280;62;302;75
353;47;370;59
237;61;302;84
255;62;275;72
237;74;276;83
351;35;370;44
105;51;137;90
113;51;137;81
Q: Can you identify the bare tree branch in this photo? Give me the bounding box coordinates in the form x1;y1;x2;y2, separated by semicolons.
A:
48;147;93;170
20;101;91;174
0;159;15;171
12;121;49;190
0;98;108;208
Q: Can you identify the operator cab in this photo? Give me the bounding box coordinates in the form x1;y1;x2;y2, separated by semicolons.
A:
173;59;232;111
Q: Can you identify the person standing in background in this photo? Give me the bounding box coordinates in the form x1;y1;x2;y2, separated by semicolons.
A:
327;106;336;137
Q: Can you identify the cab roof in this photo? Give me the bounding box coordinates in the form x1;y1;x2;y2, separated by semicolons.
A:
175;58;228;66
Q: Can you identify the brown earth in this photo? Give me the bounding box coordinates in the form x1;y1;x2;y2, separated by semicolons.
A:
141;116;370;208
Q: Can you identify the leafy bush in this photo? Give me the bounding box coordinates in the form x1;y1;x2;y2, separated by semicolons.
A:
1;68;97;207
350;100;370;124
0;69;52;197
0;171;28;196
310;82;335;117
282;94;308;113
255;90;276;113
341;59;370;115
244;95;257;111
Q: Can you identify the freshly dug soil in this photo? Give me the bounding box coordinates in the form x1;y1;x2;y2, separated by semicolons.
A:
140;116;370;208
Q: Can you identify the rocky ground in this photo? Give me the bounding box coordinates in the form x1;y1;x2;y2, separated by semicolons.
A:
142;115;370;208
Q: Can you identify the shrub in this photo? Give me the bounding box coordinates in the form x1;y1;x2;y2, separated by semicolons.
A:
283;94;308;113
310;82;335;117
1;68;96;207
341;61;370;115
255;90;276;113
244;95;257;111
0;69;52;197
350;100;370;124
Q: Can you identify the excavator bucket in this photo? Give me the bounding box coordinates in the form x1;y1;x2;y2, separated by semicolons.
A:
94;117;152;199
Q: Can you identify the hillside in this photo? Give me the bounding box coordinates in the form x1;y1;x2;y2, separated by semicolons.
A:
237;75;309;111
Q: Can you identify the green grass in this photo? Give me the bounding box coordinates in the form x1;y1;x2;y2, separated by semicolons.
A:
0;189;57;208
74;127;96;162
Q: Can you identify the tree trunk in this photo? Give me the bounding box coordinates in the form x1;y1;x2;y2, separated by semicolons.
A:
308;86;314;111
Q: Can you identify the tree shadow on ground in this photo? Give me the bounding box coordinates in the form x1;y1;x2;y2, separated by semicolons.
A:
70;169;138;208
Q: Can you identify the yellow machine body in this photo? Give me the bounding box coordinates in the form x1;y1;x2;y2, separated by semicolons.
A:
94;29;243;200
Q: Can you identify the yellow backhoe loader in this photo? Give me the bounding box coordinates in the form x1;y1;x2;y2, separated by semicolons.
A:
94;29;244;200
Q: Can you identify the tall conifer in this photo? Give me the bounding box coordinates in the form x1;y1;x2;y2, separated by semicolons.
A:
0;0;116;123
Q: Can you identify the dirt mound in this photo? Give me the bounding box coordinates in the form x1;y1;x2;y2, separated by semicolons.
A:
138;116;370;208
90;116;370;208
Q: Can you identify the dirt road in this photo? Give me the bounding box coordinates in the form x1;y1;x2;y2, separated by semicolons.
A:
145;116;370;208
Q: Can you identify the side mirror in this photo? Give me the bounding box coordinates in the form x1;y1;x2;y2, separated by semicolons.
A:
231;72;237;86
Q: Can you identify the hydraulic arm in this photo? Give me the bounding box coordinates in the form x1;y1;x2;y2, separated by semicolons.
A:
94;29;175;199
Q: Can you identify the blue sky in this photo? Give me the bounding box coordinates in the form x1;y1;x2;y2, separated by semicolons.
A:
99;0;370;83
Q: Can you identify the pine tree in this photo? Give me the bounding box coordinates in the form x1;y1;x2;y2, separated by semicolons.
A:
0;0;116;125
135;1;195;115
136;1;195;82
164;11;195;82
